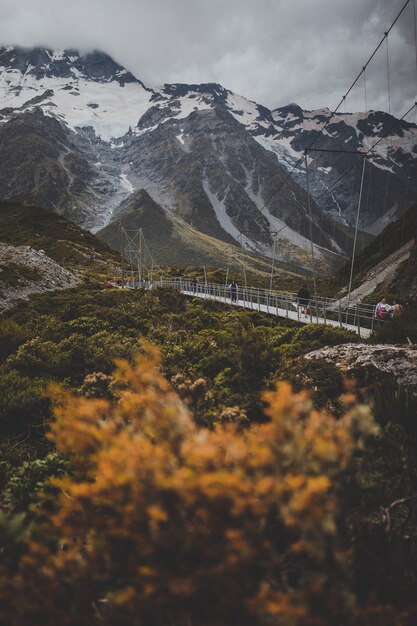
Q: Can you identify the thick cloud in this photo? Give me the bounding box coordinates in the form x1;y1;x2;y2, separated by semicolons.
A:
0;0;416;116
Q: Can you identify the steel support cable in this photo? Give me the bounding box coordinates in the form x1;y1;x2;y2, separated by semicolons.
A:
269;235;277;291
305;152;318;305
207;3;416;265
359;161;373;271
307;102;417;210
286;99;415;261
125;227;158;276
379;171;391;257
109;2;416;275
291;101;415;270
347;159;357;252
142;232;157;268
399;102;417;251
234;0;413;233
364;65;368;112
347;157;367;310
414;0;417;79
400;161;412;248
385;33;391;115
193;1;414;268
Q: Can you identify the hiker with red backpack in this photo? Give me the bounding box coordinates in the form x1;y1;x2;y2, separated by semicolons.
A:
374;297;391;322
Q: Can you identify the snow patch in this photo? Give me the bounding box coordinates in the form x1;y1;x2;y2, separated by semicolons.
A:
120;173;134;193
0;67;154;142
226;92;264;128
202;176;258;252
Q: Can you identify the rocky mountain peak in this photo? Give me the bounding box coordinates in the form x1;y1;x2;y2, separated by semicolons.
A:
273;102;304;120
0;43;416;272
161;82;230;103
0;45;142;86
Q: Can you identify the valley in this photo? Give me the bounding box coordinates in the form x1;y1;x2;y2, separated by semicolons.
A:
0;27;417;626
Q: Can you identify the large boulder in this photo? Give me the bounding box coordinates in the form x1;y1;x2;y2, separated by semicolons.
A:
305;343;417;393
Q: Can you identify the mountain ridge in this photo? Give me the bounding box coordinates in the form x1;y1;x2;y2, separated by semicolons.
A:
0;44;415;274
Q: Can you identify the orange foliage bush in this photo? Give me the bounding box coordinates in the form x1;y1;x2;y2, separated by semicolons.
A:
0;346;383;626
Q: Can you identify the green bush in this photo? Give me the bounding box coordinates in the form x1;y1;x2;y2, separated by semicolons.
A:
5;332;138;382
1;284;367;432
0;511;28;566
66;316;111;336
276;358;344;413
3;452;69;514
0;460;10;492
293;323;358;348
0;319;28;361
5;338;62;377
0;370;49;434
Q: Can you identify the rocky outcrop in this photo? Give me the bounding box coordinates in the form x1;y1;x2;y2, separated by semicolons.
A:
335;201;417;304
336;240;414;306
305;343;417;393
0;243;81;311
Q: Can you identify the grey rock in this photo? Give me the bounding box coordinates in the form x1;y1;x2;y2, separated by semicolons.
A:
305;343;417;393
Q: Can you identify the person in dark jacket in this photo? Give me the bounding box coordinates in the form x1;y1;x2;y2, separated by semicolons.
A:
297;285;310;315
229;281;238;302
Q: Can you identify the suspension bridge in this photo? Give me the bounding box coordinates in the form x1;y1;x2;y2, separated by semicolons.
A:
157;278;375;338
115;0;416;340
117;227;375;337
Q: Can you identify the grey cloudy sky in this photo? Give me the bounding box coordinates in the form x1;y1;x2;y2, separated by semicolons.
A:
0;0;416;117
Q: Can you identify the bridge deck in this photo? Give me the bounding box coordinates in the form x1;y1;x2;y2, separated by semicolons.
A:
180;289;371;338
121;279;374;338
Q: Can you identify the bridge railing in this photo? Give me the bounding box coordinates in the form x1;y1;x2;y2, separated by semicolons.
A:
150;278;375;334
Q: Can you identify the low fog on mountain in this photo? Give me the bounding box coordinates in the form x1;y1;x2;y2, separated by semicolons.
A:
0;0;414;113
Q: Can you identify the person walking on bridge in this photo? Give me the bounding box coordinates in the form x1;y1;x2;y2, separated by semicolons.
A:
374;297;390;322
297;285;310;316
229;281;238;303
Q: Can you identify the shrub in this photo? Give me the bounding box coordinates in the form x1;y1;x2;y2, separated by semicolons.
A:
293;323;358;349
5;332;138;382
278;359;345;414
0;459;10;492
0;319;29;361
5;338;62;377
0;349;382;626
0;512;28;568
3;453;70;514
79;372;114;399
0;371;49;434
66;316;111;336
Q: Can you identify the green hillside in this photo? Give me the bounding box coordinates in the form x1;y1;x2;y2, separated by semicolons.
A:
0;200;120;279
97;189;316;289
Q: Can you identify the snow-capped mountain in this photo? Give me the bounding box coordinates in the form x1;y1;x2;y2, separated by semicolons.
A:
0;45;416;271
265;104;417;234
